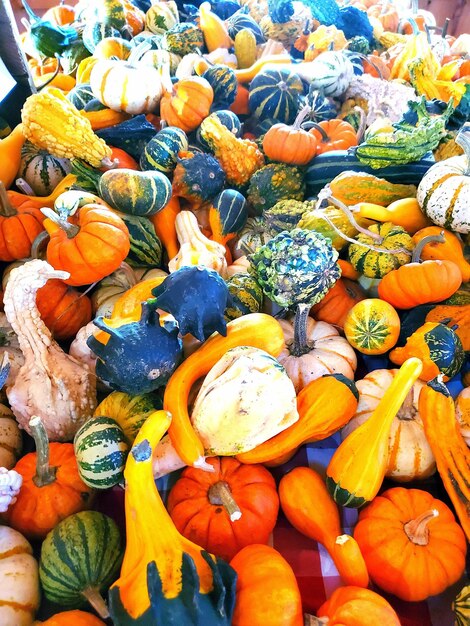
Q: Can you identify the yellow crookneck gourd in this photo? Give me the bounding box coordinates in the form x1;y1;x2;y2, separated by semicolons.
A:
326;357;423;508
108;409;237;625
198;1;232;52
353;198;432;234
409;57;467;105
0;124;25;189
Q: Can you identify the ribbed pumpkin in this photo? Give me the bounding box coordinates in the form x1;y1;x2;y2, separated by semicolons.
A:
248;67;304;124
304;50;356;98
35;278;92;341
92;36;133;60
19;142;72;196
342;369;435;482
0;184;45;262
262;106;318;166
34;611;106;625
167;457;279;562
160;76;214;132
39;511;123;619
311;278;366;328
139;127;188;174
74;416;129;489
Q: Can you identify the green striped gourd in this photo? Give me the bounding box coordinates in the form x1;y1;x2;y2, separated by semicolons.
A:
210;188;247;238
454;584;470;626
39;511;123;618
306;51;355;98
67;83;95;110
225;273;263;320
74;416;129;489
248;68;304;124
196;110;241;150
94;390;162;445
98;169;172;217
145;0;179;34
82;22;121;53
120;213;163;267
202;65;238;111
19;141;72;196
227;10;265;43
161;22;204;55
140;127;188;174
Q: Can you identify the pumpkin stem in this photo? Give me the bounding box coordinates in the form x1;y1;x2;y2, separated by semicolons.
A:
397;388;416;421
15;178;35;195
0;181;17;217
293;105;312;130
30;230;50;259
81;586;110;619
292;303;312;357
412;231;445;263
307;122;329;142
441;17;450;39
208;481;242;522
456;124;470;174
29;416;57;487
353;106;367;143
41;207;80;238
403;508;439;546
304;615;328;625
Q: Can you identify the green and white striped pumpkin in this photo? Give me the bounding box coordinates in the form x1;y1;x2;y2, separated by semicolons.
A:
248;67;304;124
120;213;163;267
19;142;72;196
145;0;179;34
74;416;129;489
39;511;123;612
302;51;355;98
98;168;172;217
67;83;95;110
140;126;188;174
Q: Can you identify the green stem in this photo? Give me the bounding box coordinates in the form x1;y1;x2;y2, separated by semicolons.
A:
412;231;445;263
292;303;311;357
30;416;57;488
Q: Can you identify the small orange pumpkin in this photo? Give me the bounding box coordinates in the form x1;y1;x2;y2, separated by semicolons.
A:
0;182;45;262
316;586;401;625
412;226;470;282
34;610;106;625
309;119;358;155
160;77;214;132
42;3;76;25
263;106;318;165
167;457;279;562
354;486;467;601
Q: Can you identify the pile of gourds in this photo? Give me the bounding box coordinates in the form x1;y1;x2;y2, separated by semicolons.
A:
0;0;469;623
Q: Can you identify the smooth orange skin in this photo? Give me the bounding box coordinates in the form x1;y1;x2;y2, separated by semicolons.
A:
34;610;106;626
36;278;92;340
317;586;401;626
263;123;318;165
309;119;358;154
160;77;214;132
412;226;470;282
230;544;303;626
312;278;365;328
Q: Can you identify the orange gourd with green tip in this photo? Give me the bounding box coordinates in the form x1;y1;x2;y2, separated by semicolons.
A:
279;467;369;588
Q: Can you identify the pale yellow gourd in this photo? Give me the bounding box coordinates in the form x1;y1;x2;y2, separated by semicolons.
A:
198;1;232;52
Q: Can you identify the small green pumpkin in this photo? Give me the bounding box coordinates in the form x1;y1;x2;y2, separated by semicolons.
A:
225;273;264;320
202;65;238;112
139;127;188;174
119;213;163;267
263;199;313;235
99;169;172;217
19;141;72;196
172;152;225;206
161;22;204;55
248;67;304;124
67;83;96;110
247;163;305;215
39;511;123;617
348;223;413;279
74;416;129;489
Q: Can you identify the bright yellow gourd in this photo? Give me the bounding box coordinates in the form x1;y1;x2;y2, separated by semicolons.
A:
198;2;232;52
326;358;423;508
0;124;25;189
234;29;257;69
354;198;431;234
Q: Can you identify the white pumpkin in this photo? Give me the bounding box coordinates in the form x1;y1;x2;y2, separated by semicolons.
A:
342;369;436;482
89;59;163;114
456;386;470;446
278;314;357;393
0;526;40;626
417;126;470;234
145;0;179;34
191;346;298;455
139;49;181;74
0;404;22;469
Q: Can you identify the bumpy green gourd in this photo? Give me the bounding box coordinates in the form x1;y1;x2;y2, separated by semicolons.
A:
263;199;313;235
247;163;306;215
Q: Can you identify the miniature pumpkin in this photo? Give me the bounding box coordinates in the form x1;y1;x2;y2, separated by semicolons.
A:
0;182;45;262
0;525;40;626
344;298;400;355
390;321;465;381
354;487;467;601
34;611;106;625
4;416;93;540
312;278;366;328
343;369;434;482
160;76;214;132
278;307;356;393
316;586;401;626
167;457;279;562
263;106;319;165
230;544;303;626
412;226;470;282
309;119;358;154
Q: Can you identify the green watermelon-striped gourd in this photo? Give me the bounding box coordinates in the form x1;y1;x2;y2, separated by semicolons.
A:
248;67;304;124
227;9;265;43
39;511;123;619
302;51;355;98
139;127;188;174
98;169;172;217
119;213;163;267
19;142;72;196
74;416;129;489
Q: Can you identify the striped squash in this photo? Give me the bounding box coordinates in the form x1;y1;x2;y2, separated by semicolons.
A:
307;88;339;123
196;110;241;150
210;188;247;239
225;273;263;320
67;83;95;110
248;68;304;124
98;169;172;216
120;213;163;267
19;142;72;196
39;511;122;614
417;129;470;234
74;417;129;489
305;51;355;98
202;65;238;111
454;584;470;626
82;22;121;53
348;223;413;279
145;0;179;34
227;9;265;44
139;127;188;174
94;390;162;445
139;49;181;74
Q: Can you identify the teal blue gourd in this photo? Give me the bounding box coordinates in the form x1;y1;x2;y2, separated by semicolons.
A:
139;127;188;174
248;67;304;124
172;152;225;205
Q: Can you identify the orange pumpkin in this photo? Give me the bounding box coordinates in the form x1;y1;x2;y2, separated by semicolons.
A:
230;544;303;626
316;586;401;625
160;77;214;132
42;204;130;286
28;57;60;78
101;147;139;171
0;182;45;262
4;417;93;540
309;119;358;155
42;3;76;25
36;278;92;341
367;1;399;31
34;610;106;625
167;457;279;562
354;487;467;601
312;278;366;328
262;106;318;165
412;226;470;282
